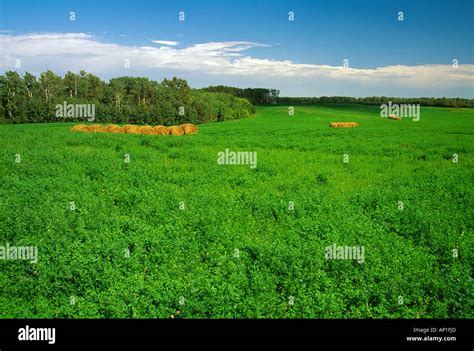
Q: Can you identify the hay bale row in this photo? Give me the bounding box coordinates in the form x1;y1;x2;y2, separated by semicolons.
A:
71;124;198;136
388;115;401;120
329;122;359;128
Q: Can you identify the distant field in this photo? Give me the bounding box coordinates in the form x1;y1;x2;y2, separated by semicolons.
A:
0;104;472;318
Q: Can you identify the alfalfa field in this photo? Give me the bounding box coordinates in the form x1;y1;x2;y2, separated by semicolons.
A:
0;104;472;318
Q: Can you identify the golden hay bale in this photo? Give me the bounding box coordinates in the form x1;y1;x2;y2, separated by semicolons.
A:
122;125;135;132
139;125;155;135
128;127;141;134
88;124;107;132
122;125;141;134
169;125;185;136
180;123;198;135
104;124;119;132
71;124;90;132
153;125;170;135
388;114;401;120
89;124;103;132
109;125;124;133
329;122;359;128
96;126;108;132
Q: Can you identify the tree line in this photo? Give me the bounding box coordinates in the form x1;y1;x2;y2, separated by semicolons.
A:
202;85;474;107
275;96;474;108
0;71;255;124
1;71;472;126
203;85;280;105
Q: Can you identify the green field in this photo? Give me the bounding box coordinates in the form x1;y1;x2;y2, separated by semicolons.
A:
0;104;472;318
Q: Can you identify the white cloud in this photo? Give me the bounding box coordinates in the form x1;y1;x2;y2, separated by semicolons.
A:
151;40;180;46
0;32;472;95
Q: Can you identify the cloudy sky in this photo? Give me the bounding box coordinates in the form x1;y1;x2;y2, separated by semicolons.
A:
0;0;473;97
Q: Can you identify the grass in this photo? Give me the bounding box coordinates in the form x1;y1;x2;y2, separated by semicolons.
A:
0;104;472;318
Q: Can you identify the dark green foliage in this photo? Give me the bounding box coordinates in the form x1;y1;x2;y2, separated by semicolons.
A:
276;96;474;108
202;85;474;107
0;71;255;125
203;85;278;106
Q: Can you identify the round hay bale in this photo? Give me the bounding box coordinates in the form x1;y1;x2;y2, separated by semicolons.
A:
329;122;359;128
71;124;90;132
109;125;124;133
96;126;107;132
123;125;141;134
89;124;107;133
122;125;135;133
388;114;401;120
128;127;141;134
104;124;119;132
169;125;185;136
153;125;170;135
88;124;105;132
180;123;198;135
139;125;155;135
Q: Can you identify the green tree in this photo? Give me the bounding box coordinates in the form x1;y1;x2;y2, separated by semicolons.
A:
3;71;27;122
63;71;78;98
39;70;62;103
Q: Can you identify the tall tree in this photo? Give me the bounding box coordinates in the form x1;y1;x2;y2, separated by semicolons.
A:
3;71;27;121
39;70;62;103
63;71;78;98
23;72;38;99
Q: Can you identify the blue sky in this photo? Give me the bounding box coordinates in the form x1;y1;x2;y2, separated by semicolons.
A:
1;0;473;97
